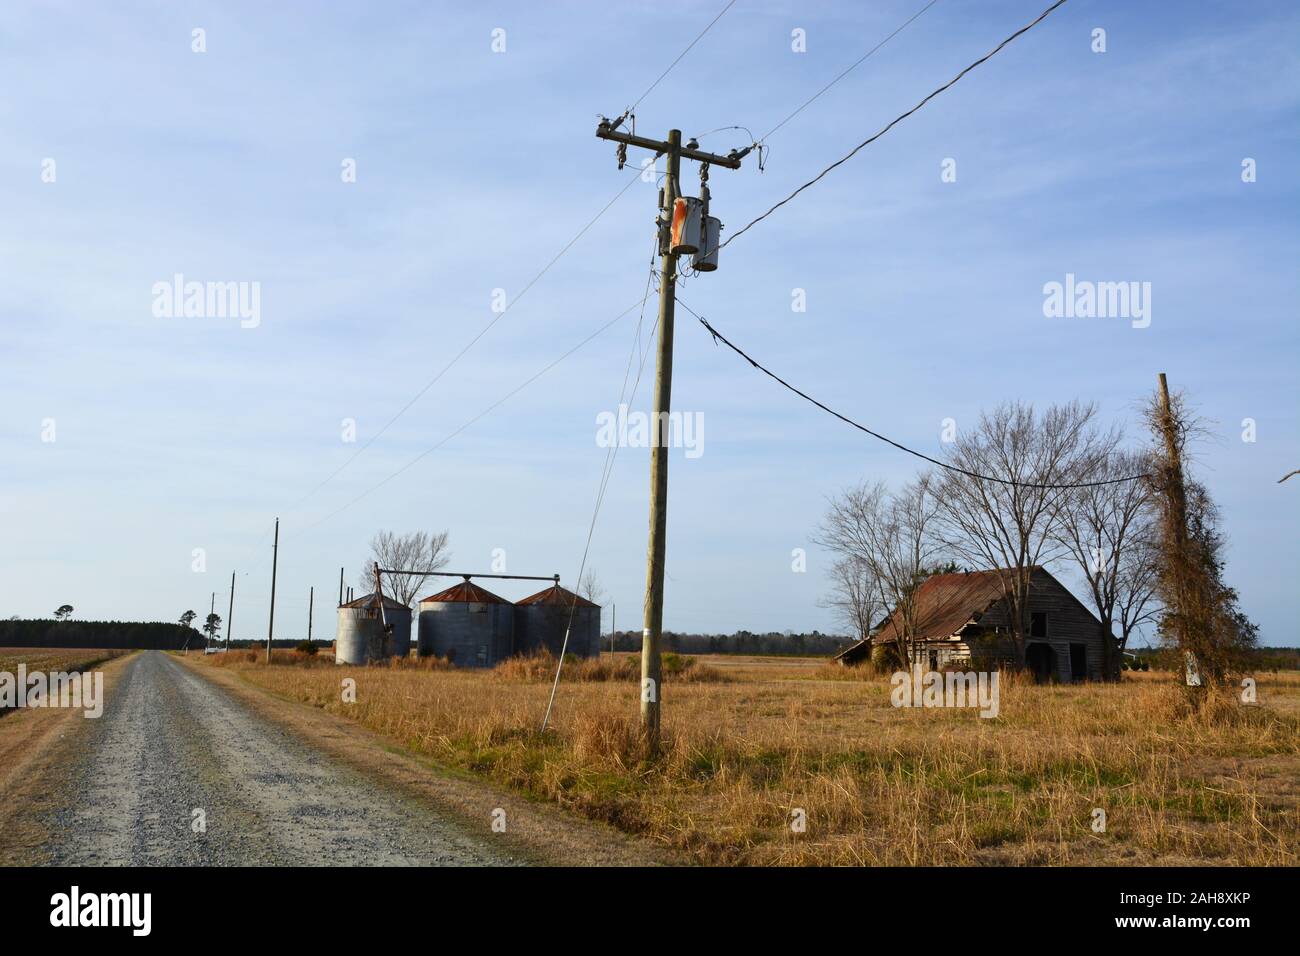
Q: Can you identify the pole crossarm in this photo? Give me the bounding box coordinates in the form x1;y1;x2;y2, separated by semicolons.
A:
376;569;560;584
595;122;745;169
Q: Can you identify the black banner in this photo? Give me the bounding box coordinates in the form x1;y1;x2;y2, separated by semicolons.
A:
0;866;1277;943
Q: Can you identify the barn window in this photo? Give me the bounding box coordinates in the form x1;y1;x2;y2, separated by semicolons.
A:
1030;611;1048;638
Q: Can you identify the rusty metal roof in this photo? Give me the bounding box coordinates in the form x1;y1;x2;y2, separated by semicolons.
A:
879;570;1009;644
418;580;512;605
515;584;599;609
834;570;1012;662
341;592;408;611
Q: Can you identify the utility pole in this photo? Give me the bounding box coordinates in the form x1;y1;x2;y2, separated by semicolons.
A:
226;571;235;650
308;586;314;644
595;118;746;750
266;517;279;664
1156;372;1194;681
1156;373;1188;560
209;591;215;650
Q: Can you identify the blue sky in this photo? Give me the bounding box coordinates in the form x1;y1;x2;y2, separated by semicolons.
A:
2;0;1297;646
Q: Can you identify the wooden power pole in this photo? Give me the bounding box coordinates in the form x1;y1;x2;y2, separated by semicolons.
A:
1156;373;1188;555
226;570;235;650
308;586;314;644
595;119;746;750
1156;372;1194;675
266;517;279;664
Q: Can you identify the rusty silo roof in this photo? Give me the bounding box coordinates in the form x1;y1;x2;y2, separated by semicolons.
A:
515;584;599;609
418;580;512;605
341;592;408;611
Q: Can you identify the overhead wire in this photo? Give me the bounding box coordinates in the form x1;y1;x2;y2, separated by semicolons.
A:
678;298;1148;490
542;236;662;731
284;168;644;518
756;0;944;144
292;291;654;538
245;0;745;548
720;0;1070;252
627;0;739;113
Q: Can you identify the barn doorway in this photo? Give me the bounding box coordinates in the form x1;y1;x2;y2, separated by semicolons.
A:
1069;643;1087;681
1025;642;1056;682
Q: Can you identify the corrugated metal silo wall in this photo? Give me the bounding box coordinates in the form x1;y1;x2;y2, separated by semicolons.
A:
515;604;601;658
416;605;436;657
386;607;412;658
418;601;514;667
336;607;386;665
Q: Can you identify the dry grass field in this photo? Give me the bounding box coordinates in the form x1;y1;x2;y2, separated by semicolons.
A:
0;647;130;683
202;650;1299;866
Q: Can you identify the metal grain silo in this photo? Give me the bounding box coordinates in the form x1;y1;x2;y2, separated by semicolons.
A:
416;580;514;667
336;592;411;665
514;584;602;659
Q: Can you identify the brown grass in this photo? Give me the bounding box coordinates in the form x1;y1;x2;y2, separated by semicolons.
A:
0;647;131;676
199;652;1300;866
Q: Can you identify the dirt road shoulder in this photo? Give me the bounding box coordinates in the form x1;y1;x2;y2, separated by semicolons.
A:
0;652;138;865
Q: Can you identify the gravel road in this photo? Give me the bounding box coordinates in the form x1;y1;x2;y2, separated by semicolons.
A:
43;651;519;866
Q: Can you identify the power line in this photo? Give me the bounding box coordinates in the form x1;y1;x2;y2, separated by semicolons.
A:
629;0;739;112
757;0;944;143
542;240;662;731
247;0;741;535
721;0;1069;252
286;170;644;517
679;299;1148;490
292;292;654;538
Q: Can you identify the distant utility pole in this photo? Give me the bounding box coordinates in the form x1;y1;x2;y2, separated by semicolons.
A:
307;586;314;644
209;591;215;650
266;517;279;664
226;571;235;650
595;118;747;751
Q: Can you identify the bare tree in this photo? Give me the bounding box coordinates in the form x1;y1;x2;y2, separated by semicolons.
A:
821;555;881;647
1114;524;1161;662
360;530;451;608
934;401;1107;664
578;569;606;605
816;476;942;667
1054;447;1156;679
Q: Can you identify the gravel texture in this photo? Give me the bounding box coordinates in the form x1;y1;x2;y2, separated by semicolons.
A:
44;651;519;866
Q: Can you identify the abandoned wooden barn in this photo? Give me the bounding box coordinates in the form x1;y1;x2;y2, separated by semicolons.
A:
834;567;1108;682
